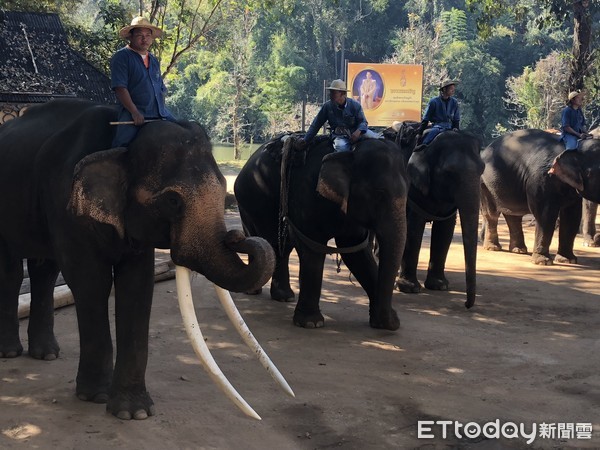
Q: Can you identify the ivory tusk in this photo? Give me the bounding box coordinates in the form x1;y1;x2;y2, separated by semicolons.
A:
175;265;261;420
213;285;295;398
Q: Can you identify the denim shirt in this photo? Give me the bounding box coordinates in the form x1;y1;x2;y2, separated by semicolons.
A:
422;95;460;129
560;106;586;137
110;47;174;121
305;98;368;142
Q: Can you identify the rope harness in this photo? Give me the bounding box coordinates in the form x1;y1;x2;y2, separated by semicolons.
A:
276;136;371;272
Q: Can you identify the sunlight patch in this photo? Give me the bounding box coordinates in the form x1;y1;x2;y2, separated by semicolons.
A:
472;314;506;325
360;340;404;352
407;308;443;316
445;367;464;374
2;423;41;440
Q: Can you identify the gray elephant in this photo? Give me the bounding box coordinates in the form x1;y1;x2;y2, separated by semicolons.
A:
0;99;275;419
481;129;600;265
234;135;408;330
391;122;484;308
582;199;600;246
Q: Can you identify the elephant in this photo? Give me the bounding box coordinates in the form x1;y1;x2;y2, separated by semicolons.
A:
391;122;484;308
582;199;600;247
0;99;276;420
234;134;408;330
480;129;600;265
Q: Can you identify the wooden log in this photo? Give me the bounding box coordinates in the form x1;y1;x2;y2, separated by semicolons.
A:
18;259;177;319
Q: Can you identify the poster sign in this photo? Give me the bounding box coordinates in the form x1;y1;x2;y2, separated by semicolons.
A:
346;63;423;127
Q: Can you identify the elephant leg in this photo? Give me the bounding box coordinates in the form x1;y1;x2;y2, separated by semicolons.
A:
26;258;60;360
555;202;581;264
60;255;114;404
425;215;456;291
397;213;426;293
581;200;599;247
271;249;295;302
0;246;24;358
108;247;156;420
504;215;527;254
531;208;560;265
481;184;502;251
293;245;325;328
341;241;399;331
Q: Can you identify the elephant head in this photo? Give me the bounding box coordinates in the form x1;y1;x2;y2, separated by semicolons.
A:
316;139;408;328
550;142;600;202
68;120;275;294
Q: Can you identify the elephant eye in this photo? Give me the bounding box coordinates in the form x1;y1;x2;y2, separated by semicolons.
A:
157;191;183;218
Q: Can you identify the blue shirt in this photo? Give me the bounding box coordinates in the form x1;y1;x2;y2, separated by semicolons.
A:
304;98;368;142
422;95;460;129
110;47;174;120
561;105;586;137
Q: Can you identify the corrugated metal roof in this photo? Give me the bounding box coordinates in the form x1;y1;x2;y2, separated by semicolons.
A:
0;11;116;104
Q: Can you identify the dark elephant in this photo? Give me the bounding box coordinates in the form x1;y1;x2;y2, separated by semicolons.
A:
481;129;600;265
582;199;600;246
391;122;484;308
234;135;408;330
0;100;275;419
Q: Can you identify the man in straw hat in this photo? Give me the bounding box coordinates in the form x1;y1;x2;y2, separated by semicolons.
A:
111;16;175;147
302;79;380;152
560;90;591;151
415;79;460;150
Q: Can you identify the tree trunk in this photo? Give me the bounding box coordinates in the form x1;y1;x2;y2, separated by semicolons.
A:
569;0;591;91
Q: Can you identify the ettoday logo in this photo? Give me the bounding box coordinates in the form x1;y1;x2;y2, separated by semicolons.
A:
417;420;593;444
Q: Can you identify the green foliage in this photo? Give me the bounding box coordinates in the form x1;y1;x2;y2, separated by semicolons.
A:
439;8;469;45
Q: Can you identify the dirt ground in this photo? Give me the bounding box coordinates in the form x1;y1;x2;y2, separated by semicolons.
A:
2;203;600;449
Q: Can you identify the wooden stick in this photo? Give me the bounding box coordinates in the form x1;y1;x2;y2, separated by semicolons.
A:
109;119;161;125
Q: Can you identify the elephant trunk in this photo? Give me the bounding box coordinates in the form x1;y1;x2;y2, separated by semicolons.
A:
170;177;275;293
375;198;407;315
458;189;480;308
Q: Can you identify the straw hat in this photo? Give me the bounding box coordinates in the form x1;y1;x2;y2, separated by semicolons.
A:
439;79;458;90
567;90;582;103
119;17;163;39
326;79;349;92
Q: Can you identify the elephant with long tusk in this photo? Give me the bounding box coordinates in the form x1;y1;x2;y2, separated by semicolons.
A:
0;99;290;420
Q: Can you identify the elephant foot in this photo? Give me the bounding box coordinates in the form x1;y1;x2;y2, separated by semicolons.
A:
532;253;553;265
270;282;295;302
424;275;449;291
483;242;502;251
293;310;324;328
509;246;528;254
28;333;60;361
396;276;422;293
555;253;577;264
583;234;600;247
106;389;156;420
0;336;23;358
369;308;400;331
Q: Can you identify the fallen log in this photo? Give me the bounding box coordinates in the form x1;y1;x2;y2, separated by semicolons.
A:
18;259;176;319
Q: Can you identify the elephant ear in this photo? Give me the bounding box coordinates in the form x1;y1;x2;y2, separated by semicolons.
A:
316;151;354;214
407;150;430;196
551;150;584;191
68;148;129;238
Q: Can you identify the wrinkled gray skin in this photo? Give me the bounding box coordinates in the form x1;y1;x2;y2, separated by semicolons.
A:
393;122;484;308
582;199;600;247
0;99;274;420
481;129;600;265
234;136;408;330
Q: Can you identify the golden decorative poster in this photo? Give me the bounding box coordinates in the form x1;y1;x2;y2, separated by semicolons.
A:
347;63;423;127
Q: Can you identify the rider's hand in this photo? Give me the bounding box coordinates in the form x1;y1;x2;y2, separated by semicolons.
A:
351;130;362;143
132;110;145;126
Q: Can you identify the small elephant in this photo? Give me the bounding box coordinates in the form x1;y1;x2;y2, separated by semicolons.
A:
393;122;484;308
0;99;275;419
481;129;600;265
234;135;408;330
